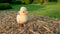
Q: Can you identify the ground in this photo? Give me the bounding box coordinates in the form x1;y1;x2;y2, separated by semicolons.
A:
0;11;60;34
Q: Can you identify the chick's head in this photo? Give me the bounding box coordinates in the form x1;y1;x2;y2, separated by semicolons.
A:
19;7;28;15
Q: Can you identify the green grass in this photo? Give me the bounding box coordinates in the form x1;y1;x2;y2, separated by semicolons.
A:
0;2;60;18
29;4;60;18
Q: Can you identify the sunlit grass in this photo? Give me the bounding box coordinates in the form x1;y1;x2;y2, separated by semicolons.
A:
29;4;60;18
0;2;60;18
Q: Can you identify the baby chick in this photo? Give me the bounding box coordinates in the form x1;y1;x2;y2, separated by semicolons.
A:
16;7;28;27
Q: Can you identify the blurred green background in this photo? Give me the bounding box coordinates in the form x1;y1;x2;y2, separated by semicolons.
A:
0;0;60;18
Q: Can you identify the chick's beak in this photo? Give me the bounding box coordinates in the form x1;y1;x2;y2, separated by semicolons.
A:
23;11;28;14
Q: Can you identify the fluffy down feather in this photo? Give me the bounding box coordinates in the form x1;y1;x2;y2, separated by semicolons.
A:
16;7;28;24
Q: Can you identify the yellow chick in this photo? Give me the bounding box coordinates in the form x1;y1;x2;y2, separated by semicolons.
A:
16;7;28;26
